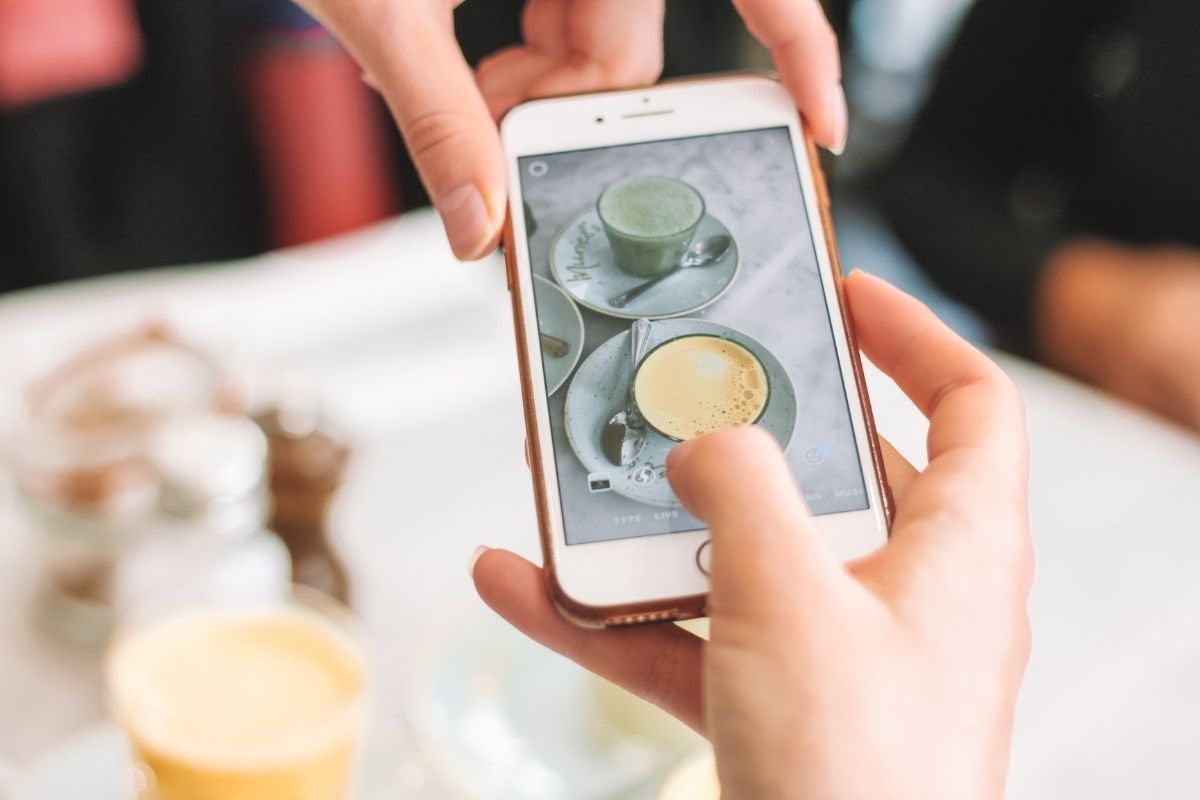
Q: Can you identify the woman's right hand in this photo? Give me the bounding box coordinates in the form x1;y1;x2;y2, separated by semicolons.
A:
474;272;1033;799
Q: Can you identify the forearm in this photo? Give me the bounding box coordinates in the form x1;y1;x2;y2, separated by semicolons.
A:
1035;239;1134;385
1035;239;1200;429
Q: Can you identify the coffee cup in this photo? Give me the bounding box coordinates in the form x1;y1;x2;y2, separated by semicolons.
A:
633;334;770;442
105;586;366;800
597;177;705;277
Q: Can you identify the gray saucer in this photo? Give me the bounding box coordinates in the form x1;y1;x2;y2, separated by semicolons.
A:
534;275;585;396
564;319;797;508
550;211;739;320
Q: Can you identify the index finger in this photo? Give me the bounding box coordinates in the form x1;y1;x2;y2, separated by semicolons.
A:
298;1;505;260
732;0;847;152
844;271;1027;479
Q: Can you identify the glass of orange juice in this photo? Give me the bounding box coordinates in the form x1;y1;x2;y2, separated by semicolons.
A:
104;586;366;800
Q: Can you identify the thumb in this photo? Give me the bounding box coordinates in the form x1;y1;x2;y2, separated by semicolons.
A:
667;426;842;621
335;4;506;260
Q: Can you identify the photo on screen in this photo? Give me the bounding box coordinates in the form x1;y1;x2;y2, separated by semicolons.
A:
519;127;868;545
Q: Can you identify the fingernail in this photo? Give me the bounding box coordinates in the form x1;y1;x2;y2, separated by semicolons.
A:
468;545;491;579
828;84;848;156
437;184;491;259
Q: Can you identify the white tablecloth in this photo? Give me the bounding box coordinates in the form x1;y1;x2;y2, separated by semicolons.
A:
1;210;1198;797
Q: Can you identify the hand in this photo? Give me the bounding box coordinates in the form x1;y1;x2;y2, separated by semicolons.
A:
293;0;848;260
1037;240;1200;431
472;271;1032;799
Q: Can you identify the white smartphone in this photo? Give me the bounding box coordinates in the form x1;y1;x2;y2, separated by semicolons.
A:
501;74;891;627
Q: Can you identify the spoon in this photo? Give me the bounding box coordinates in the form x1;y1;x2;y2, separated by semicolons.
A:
540;332;569;358
608;234;733;309
601;318;652;466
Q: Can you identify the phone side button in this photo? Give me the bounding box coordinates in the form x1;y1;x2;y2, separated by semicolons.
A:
695;540;712;576
523;437;532;470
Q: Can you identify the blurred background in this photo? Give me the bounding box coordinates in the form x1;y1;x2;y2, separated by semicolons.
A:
2;1;1199;798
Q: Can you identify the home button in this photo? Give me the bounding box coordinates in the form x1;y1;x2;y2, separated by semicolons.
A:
695;540;712;575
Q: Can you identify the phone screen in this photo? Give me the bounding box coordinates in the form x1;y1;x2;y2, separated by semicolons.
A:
519;126;868;545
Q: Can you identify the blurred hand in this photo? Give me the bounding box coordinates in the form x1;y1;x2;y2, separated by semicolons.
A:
473;272;1032;799
294;0;848;260
1038;240;1200;431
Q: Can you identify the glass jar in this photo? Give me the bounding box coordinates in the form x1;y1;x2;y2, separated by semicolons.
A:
10;326;280;643
120;413;291;611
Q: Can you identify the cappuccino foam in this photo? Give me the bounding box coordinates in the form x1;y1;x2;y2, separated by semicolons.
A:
634;335;768;441
598;177;703;238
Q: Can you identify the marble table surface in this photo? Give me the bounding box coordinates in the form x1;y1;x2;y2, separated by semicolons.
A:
0;210;1198;798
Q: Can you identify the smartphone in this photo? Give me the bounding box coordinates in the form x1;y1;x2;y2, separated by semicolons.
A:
501;74;891;627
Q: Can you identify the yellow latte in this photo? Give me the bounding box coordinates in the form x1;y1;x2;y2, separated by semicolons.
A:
106;606;365;800
634;335;769;441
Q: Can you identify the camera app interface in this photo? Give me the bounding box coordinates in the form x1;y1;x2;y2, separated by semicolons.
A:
519;127;868;545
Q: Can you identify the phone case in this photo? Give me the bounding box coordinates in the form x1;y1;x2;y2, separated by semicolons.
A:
502;74;893;628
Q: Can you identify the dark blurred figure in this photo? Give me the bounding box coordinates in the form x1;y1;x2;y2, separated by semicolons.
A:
879;0;1200;431
0;0;745;294
0;2;266;290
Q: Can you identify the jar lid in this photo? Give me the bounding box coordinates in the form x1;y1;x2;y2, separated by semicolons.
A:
148;414;268;519
13;325;236;513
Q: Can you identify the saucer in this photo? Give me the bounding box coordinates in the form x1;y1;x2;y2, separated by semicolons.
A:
533;275;585;396
549;211;739;320
563;319;797;508
19;722;422;800
410;616;702;800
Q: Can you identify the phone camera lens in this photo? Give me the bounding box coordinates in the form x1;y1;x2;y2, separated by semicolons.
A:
595;116;605;124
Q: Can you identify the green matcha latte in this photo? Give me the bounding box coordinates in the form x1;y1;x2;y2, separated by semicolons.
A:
597;177;705;277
